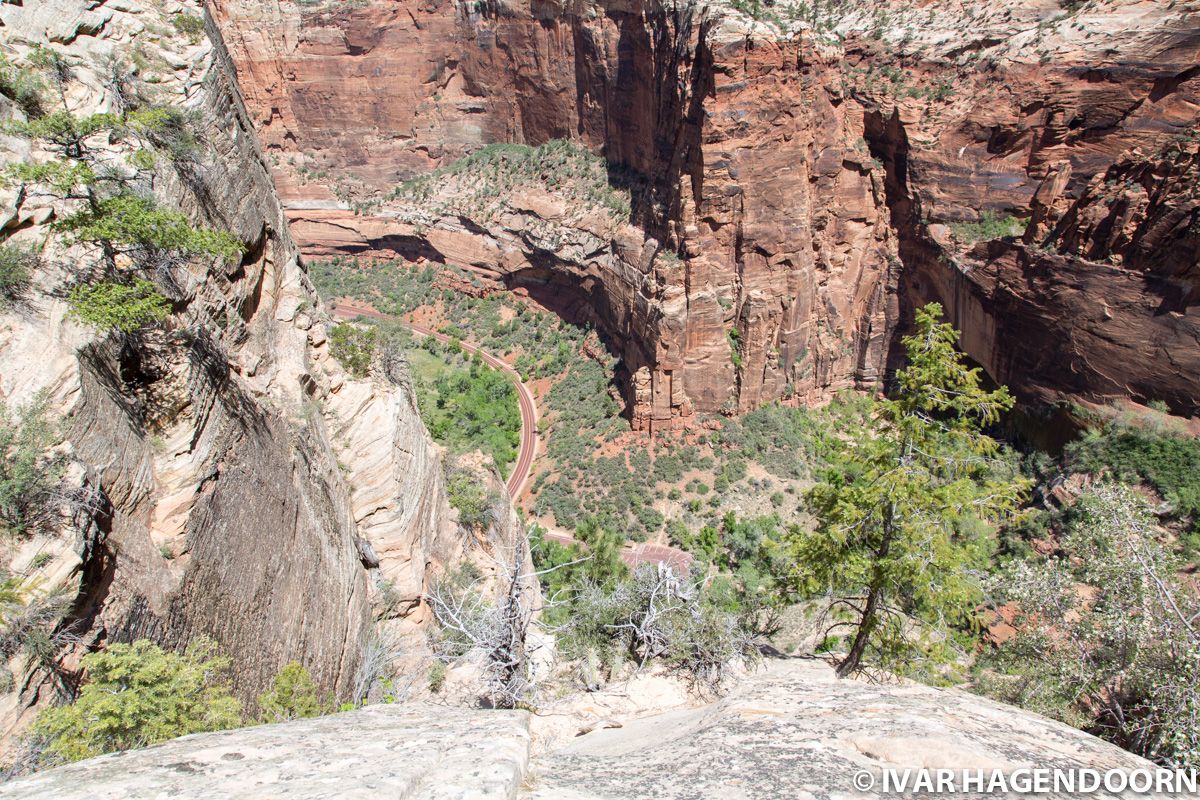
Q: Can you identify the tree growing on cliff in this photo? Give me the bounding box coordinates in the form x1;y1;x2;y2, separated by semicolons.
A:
328;322;377;378
2;94;242;335
31;638;242;764
0;573;73;691
0;393;64;537
256;662;326;723
792;303;1028;678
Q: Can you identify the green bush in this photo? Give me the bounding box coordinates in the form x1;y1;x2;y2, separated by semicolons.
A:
0;241;36;304
447;471;494;531
257;662;324;723
171;13;207;42
1066;421;1200;551
0;393;62;537
67;277;171;333
55;194;244;261
428;662;447;693
0;56;45;118
329;322;377;378
728;328;742;369
32;638;242;764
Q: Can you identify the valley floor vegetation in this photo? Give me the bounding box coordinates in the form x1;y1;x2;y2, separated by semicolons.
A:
310;256;1200;769
309;255;853;542
327;317;521;477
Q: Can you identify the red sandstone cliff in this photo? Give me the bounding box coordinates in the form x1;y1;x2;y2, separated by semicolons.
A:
209;0;1200;422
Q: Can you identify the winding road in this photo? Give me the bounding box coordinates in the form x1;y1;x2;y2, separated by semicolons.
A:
329;299;691;572
329;301;538;499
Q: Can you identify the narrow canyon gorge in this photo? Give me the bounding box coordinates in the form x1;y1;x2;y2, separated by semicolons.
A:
0;0;1198;795
212;0;1199;429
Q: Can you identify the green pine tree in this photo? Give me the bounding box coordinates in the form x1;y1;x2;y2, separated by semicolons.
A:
792;303;1029;678
32;638;242;763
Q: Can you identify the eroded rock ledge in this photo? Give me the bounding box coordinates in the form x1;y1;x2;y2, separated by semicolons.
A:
0;660;1157;799
526;659;1156;800
0;704;531;800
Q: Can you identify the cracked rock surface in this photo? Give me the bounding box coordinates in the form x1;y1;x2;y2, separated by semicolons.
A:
0;704;531;800
523;659;1155;800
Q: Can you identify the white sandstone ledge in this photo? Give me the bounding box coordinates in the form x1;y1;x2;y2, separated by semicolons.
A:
0;703;530;800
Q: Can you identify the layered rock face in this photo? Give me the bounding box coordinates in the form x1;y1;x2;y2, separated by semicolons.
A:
0;0;461;738
211;0;900;429
855;1;1200;413
211;0;1200;422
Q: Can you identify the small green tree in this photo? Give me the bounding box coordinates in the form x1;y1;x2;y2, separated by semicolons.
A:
54;194;243;262
257;662;324;723
573;517;630;586
446;471;496;531
4;103;243;301
31;638;243;763
171;13;207;43
67;277;171;333
328;322;378;378
0;393;62;536
792;303;1028;678
0;241;36;304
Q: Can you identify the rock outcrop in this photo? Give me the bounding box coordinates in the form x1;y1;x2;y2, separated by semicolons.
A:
527;659;1158;799
0;0;463;739
0;659;1160;799
0;703;531;800
210;0;1200;423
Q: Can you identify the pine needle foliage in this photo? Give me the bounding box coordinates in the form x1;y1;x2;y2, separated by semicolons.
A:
67;277;171;333
31;639;242;764
792;303;1029;678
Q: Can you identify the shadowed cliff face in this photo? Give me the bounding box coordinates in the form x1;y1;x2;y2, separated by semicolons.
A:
210;0;1200;421
0;0;464;740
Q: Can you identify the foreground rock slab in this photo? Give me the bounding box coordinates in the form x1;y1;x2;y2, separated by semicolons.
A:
0;704;530;800
524;659;1155;799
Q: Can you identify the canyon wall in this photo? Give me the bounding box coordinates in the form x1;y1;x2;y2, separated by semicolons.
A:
211;0;900;430
0;0;464;739
211;0;1200;422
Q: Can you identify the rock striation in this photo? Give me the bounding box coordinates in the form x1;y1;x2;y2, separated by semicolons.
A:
210;0;1200;423
0;0;465;741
